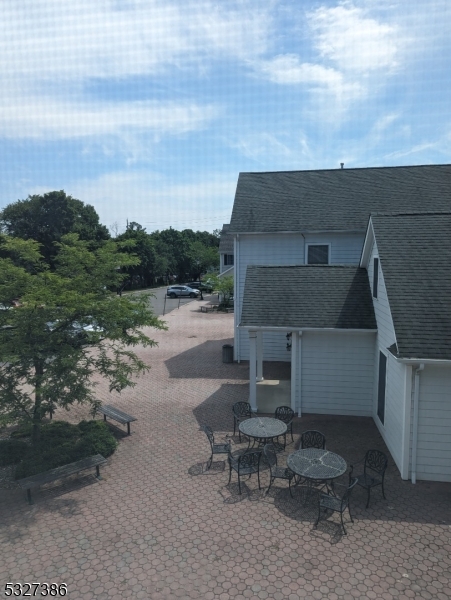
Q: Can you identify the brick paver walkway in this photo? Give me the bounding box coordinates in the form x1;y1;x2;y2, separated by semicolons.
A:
1;302;450;599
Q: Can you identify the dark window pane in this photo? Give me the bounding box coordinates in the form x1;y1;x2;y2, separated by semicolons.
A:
373;257;379;298
307;245;329;264
224;254;234;266
377;351;387;424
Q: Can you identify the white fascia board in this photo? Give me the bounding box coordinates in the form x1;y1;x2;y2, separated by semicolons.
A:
239;325;377;333
360;217;374;267
218;266;234;277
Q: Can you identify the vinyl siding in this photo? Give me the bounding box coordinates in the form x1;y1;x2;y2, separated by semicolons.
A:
367;238;405;472
299;331;375;416
414;365;451;482
236;233;304;361
236;231;365;361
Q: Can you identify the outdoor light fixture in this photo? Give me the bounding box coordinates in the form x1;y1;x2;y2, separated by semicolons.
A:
286;332;292;351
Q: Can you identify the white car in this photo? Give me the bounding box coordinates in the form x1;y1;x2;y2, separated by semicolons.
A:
167;285;200;299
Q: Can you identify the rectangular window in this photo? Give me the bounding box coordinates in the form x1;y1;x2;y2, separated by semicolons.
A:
224;254;234;266
373;257;379;298
377;351;387;425
307;244;329;265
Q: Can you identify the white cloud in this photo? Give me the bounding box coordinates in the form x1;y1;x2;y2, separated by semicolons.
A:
0;96;218;140
0;0;271;82
258;54;364;103
308;2;399;73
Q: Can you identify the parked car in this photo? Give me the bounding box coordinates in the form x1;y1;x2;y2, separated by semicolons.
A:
185;281;214;294
167;285;200;298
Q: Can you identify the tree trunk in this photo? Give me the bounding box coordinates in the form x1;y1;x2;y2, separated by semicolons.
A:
32;359;44;445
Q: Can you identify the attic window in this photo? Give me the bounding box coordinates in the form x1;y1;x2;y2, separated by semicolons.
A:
373;257;379;298
307;244;329;265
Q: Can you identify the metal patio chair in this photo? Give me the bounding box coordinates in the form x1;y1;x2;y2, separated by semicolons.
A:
232;401;252;442
315;478;358;535
274;406;295;448
228;449;261;494
349;449;388;508
263;444;295;496
201;425;231;470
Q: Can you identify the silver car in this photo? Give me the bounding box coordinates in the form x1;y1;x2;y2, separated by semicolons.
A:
167;285;200;299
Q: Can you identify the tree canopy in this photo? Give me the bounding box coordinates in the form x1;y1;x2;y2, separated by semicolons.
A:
0;234;166;443
0;191;110;267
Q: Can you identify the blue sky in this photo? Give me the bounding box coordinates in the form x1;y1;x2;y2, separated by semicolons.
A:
1;0;450;234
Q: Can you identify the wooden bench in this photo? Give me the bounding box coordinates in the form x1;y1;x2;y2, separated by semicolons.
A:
17;454;107;504
98;404;137;435
200;305;219;313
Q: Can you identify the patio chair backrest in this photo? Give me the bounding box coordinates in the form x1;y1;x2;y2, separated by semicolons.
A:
301;430;326;449
364;449;388;476
263;444;277;470
238;451;261;471
201;425;214;449
233;401;252;419
274;406;294;424
341;478;358;509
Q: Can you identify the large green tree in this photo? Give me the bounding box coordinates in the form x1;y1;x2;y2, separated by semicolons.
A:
0;234;166;444
0;191;110;267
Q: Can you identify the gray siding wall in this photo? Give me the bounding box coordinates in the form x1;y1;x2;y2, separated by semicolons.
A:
299;331;375;416
414;365;451;482
367;237;405;474
236;231;365;361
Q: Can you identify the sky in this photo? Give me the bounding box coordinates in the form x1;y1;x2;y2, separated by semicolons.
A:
1;0;450;235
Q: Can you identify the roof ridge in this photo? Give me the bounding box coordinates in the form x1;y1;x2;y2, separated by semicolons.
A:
239;163;451;176
371;210;451;217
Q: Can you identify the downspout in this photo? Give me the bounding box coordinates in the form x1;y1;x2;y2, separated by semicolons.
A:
235;234;240;362
411;363;424;484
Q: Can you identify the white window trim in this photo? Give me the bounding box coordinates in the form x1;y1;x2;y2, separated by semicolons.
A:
305;243;331;265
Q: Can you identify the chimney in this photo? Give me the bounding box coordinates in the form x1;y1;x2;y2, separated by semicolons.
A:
340;163;344;169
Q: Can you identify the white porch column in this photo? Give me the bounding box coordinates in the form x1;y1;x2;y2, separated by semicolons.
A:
256;330;264;381
290;332;297;412
249;331;257;412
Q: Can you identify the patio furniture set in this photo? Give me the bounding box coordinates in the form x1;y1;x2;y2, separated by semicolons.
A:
202;403;389;535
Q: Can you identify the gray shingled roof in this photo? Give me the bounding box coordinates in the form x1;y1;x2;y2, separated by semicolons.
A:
240;266;376;329
371;212;451;360
218;223;234;253
230;164;451;233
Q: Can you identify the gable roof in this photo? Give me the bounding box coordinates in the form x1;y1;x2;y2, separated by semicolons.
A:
218;224;234;253
371;212;451;360
230;164;451;234
240;265;376;330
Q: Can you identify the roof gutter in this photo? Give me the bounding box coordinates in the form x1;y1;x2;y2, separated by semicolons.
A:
229;229;366;236
411;363;424;484
394;357;451;365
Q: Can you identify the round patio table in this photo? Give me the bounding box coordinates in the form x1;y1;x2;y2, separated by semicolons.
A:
287;448;347;503
287;448;347;482
239;417;287;448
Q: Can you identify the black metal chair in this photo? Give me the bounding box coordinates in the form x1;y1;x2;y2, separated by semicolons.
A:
232;401;252;442
300;430;326;449
315;477;358;535
295;430;327;488
349;449;388;508
228;449;261;494
274;406;294;448
263;444;295;496
201;425;231;470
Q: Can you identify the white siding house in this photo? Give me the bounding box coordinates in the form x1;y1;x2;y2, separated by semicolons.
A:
228;165;451;483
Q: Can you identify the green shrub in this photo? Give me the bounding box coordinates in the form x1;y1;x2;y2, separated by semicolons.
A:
0;439;30;466
40;421;80;443
14;419;117;479
10;423;33;439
